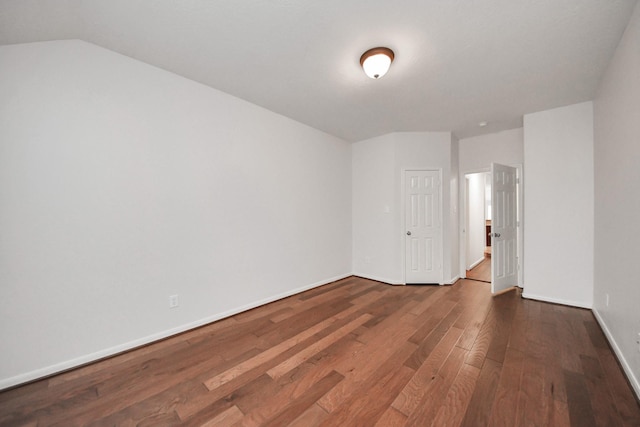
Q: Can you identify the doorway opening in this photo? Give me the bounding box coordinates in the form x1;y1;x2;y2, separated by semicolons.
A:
460;164;523;294
465;172;492;283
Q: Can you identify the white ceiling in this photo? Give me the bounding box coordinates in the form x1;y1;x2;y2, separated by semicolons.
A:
0;0;637;141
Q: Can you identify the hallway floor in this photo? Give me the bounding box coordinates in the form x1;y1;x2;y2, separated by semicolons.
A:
466;257;491;283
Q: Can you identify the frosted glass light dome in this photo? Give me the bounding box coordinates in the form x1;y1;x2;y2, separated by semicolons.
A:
360;47;394;79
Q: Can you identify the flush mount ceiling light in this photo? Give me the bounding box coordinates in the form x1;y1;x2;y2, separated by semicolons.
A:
360;47;394;79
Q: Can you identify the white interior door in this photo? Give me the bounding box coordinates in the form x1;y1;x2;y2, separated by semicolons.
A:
491;163;518;294
405;170;441;284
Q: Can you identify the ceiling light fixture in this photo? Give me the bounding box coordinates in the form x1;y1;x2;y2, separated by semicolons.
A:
360;47;395;79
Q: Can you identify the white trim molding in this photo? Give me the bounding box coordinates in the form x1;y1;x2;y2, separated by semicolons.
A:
443;276;461;285
468;257;485;270
521;292;592;309
352;273;404;286
592;309;640;400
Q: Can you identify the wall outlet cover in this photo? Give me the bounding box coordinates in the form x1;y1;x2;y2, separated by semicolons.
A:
169;295;179;308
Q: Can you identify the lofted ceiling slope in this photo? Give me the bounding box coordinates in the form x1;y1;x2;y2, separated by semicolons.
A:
0;0;637;141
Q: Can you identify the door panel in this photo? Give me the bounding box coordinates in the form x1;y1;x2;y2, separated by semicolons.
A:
405;170;441;284
491;163;518;294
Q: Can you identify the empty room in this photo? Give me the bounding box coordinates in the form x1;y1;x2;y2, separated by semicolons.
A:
1;1;639;425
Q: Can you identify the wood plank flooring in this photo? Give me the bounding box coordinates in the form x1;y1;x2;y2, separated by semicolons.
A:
466;257;491;283
1;276;639;426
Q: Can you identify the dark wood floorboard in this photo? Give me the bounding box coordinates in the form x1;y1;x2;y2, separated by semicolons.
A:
1;276;639;426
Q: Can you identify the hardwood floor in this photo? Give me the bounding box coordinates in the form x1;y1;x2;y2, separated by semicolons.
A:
466;257;491;283
1;276;639;426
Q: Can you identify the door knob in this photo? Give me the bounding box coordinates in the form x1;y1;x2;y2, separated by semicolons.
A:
406;231;412;236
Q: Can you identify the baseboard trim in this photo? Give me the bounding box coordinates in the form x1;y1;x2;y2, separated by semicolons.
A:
0;272;352;391
592;308;640;400
468;257;485;270
521;292;592;309
444;276;460;285
351;273;458;286
352;272;404;286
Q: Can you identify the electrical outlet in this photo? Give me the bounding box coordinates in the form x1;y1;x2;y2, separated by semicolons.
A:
169;295;179;308
364;257;371;264
606;293;609;307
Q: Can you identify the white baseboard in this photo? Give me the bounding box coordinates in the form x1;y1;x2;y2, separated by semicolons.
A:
0;272;352;391
444;276;460;285
352;272;404;285
592;309;640;400
352;272;457;286
521;292;592;309
351;273;459;286
468;257;485;270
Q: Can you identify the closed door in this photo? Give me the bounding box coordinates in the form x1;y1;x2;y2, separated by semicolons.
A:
405;170;442;284
491;163;518;294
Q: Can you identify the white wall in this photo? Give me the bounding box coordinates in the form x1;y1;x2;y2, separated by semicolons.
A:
523;102;594;308
484;174;492;220
351;134;397;282
459;128;524;173
466;174;486;268
0;40;352;389
352;132;457;284
593;1;640;397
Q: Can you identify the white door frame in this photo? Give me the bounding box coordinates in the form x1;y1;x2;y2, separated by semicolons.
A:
401;168;444;285
459;164;524;286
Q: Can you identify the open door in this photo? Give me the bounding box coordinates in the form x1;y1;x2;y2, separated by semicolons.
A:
491;163;518;294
